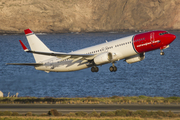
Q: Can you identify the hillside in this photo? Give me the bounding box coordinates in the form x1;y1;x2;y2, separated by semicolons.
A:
0;0;180;33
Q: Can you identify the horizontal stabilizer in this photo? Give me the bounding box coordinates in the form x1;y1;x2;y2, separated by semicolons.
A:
6;63;43;66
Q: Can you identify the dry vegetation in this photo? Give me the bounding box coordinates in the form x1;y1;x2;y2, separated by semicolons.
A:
1;96;180;119
1;117;180;120
1;109;180;120
0;96;180;104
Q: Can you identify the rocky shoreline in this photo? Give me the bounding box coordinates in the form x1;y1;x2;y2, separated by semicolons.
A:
0;29;179;35
0;0;180;34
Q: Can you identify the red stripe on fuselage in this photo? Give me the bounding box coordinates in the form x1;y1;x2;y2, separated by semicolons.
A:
133;30;169;53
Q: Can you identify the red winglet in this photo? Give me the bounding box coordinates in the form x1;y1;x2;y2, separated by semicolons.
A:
19;40;28;51
24;29;33;35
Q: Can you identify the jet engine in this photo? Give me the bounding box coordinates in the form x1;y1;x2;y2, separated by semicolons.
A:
125;53;145;64
94;52;112;65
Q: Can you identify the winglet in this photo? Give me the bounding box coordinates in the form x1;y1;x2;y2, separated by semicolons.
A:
19;40;29;51
24;29;33;35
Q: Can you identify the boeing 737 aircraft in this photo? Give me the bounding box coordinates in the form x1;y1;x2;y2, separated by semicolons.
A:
7;29;176;73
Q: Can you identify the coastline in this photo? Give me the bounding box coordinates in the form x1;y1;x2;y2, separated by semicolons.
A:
0;96;179;104
0;29;180;35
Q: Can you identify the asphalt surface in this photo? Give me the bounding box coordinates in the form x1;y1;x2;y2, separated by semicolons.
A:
0;104;180;114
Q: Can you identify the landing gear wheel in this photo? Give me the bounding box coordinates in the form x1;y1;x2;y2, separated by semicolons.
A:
109;66;114;72
113;66;117;72
109;66;117;72
91;67;95;72
91;66;99;72
160;49;164;56
160;52;164;55
95;66;99;72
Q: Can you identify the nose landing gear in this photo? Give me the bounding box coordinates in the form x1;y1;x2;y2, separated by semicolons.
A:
160;45;169;56
160;50;164;55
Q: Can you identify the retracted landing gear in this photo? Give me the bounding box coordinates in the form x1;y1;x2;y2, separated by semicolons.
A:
91;66;99;72
109;63;117;72
160;50;164;55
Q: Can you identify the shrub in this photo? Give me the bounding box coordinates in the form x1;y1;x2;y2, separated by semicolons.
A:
89;111;99;117
106;111;115;116
167;96;179;100
48;109;62;116
0;111;12;116
166;110;177;117
75;111;87;117
111;96;120;99
66;112;76;117
133;110;148;117
147;111;158;117
100;111;106;116
139;95;148;99
156;110;165;117
115;109;132;116
0;111;3;116
25;112;32;116
11;112;19;116
40;113;48;116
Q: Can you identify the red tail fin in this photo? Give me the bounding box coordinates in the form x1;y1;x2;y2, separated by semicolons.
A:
24;29;33;35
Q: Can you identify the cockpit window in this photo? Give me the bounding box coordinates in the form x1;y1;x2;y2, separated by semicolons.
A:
159;32;169;35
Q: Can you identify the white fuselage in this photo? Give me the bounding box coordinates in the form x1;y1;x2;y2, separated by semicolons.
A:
7;29;176;72
35;35;137;72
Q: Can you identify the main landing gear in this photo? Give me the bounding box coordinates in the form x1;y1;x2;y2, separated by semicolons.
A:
109;63;117;72
91;66;99;72
160;50;164;55
91;63;117;72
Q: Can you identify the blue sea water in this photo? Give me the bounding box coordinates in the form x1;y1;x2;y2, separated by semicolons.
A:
0;31;180;97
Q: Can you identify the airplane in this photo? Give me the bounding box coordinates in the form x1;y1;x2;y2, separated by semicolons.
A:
7;29;176;73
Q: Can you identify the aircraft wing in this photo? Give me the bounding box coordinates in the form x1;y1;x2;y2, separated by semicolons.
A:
6;63;43;66
19;40;96;63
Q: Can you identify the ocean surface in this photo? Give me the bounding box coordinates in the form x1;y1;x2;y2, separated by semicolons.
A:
0;31;180;97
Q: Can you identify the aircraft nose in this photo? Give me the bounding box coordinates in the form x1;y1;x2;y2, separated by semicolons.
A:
170;34;176;40
172;34;176;40
168;34;176;42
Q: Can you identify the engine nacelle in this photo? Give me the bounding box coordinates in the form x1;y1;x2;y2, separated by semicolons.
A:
125;53;145;64
94;52;112;65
